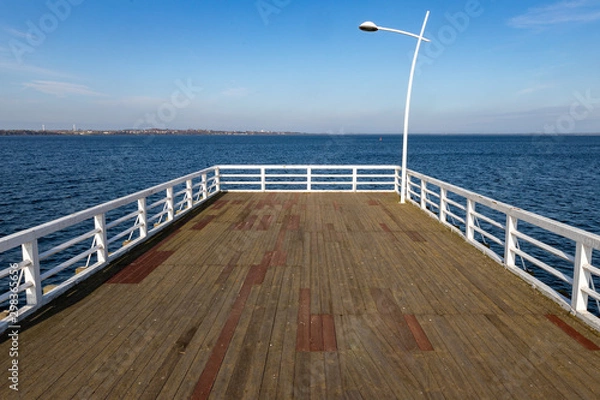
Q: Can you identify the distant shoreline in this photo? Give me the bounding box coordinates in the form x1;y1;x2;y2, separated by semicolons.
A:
0;130;599;136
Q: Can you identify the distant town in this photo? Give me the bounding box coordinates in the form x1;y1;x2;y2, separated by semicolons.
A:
0;128;307;136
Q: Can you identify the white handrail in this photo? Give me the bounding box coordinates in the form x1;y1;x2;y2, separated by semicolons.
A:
405;168;600;330
1;164;599;334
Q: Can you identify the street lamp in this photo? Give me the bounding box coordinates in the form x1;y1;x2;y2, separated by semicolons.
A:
359;11;430;204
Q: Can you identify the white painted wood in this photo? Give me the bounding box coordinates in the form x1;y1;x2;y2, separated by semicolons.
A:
504;215;518;268
466;199;475;243
138;198;148;239
573;243;593;312
94;214;108;264
186;179;194;210
22;241;42;306
166;187;175;221
439;187;447;224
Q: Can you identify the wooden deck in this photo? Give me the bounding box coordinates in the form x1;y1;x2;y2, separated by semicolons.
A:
2;192;600;399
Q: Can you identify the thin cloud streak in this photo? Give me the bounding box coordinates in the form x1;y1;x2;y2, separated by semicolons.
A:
23;80;106;97
509;0;600;29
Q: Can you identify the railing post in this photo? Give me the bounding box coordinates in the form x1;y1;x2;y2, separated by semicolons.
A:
202;173;208;199
186;179;193;210
215;167;221;192
466;199;475;242
352;167;358;192
504;215;518;268
420;180;426;210
94;213;108;263
22;240;42;306
261;167;266;192
166;187;175;221
138;198;148;239
572;242;593;312
439;187;447;223
395;167;401;195
307;168;312;192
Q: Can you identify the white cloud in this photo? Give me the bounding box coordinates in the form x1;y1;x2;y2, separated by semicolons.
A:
509;0;600;29
0;60;77;79
22;80;106;97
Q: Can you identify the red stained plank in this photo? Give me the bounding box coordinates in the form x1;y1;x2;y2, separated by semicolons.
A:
192;215;215;231
214;252;242;286
275;229;286;251
296;289;311;352
326;223;335;231
310;315;324;352
333;201;340;211
546;314;600;351
406;231;427;242
371;288;419;351
257;215;274;231
404;314;434;352
285;215;300;231
380;223;392;233
322;314;338;352
233;215;258;231
368;200;379;206
211;199;229;210
191;265;259;400
108;250;174;284
254;252;274;285
270;250;287;267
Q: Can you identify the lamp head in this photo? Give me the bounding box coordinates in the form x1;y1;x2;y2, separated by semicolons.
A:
359;21;379;32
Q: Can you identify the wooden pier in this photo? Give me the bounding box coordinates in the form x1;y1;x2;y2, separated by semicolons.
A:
2;192;600;399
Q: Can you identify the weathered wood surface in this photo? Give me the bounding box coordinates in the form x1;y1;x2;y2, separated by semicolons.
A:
2;192;600;399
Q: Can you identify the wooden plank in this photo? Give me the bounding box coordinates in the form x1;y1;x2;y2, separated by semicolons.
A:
4;192;600;400
296;288;311;352
546;314;600;351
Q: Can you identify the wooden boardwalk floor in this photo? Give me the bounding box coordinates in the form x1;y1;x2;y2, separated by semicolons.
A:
2;192;600;399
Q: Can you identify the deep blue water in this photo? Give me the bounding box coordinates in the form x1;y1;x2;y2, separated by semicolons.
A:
1;134;598;237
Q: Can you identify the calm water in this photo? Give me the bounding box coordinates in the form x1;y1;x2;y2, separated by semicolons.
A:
1;134;599;237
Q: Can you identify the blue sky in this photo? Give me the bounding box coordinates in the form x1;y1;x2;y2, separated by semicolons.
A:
1;0;599;133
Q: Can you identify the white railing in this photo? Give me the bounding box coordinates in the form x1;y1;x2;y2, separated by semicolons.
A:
406;169;600;330
218;165;401;192
0;167;219;332
2;164;599;333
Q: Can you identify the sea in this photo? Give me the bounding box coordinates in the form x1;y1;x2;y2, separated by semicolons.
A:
1;134;598;237
1;134;599;308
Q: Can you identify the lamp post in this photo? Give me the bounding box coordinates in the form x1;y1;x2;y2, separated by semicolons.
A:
359;11;430;204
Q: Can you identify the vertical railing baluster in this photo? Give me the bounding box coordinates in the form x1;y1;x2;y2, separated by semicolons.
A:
307;167;312;192
166;187;174;221
439;187;447;224
215;167;221;192
572;242;593;313
186;179;193;210
261;167;266;192
94;214;108;263
504;215;518;268
22;240;42;306
202;173;208;199
138;198;148;239
466;199;475;242
420;180;426;210
352;167;358;192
